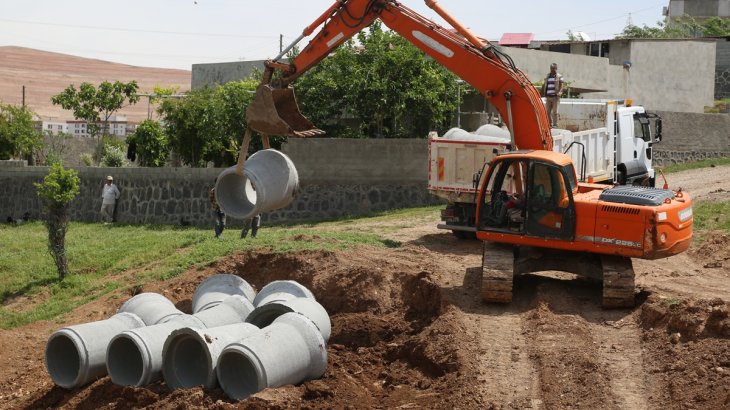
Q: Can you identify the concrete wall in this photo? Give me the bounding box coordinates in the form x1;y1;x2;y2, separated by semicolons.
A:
191;60;267;90
586;40;717;113
501;47;609;93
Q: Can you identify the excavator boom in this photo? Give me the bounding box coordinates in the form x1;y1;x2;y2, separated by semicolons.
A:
246;0;553;151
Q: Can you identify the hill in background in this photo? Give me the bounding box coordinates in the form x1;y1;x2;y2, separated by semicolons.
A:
0;46;191;123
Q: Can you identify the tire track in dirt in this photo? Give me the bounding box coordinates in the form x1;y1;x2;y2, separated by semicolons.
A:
521;276;648;410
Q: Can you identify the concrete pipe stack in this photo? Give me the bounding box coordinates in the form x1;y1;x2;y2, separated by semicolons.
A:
44;275;330;402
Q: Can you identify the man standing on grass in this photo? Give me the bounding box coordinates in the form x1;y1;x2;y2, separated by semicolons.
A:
101;175;120;224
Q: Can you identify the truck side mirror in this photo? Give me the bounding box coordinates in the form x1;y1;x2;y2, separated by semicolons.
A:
654;117;662;143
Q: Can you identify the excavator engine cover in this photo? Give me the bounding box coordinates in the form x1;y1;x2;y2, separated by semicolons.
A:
246;84;325;137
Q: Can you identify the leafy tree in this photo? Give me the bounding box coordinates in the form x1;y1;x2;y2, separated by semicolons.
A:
617;15;730;39
51;80;140;140
100;145;126;167
0;103;43;160
158;79;264;167
35;163;80;280
126;119;168;167
296;22;458;138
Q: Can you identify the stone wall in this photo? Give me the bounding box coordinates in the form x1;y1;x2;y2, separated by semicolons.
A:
653;110;730;166
3;120;727;227
0;139;440;226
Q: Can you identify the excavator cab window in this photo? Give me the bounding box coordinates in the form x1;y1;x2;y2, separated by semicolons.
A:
479;159;527;232
525;162;575;240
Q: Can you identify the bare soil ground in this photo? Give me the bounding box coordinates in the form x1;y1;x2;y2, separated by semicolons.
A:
0;46;191;122
1;166;729;410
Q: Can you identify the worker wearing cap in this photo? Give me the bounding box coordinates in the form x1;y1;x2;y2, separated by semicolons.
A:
101;175;120;223
541;63;564;128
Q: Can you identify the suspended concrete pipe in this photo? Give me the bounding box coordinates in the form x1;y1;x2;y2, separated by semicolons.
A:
217;312;328;401
246;297;331;343
106;295;255;387
252;280;316;307
215;149;299;220
118;292;184;326
45;312;146;389
162;322;259;390
192;274;256;313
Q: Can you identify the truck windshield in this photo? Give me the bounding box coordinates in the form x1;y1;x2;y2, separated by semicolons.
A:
633;114;651;142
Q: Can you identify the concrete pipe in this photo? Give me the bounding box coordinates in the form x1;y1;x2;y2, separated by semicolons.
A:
214;149;299;219
118;292;183;325
217;312;328;401
45;312;145;389
106;315;205;387
253;280;315;307
192;295;254;328
106;295;254;387
192;274;256;313
246;297;331;342
162;323;259;390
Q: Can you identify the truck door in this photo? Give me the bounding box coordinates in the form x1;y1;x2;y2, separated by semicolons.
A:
525;162;575;240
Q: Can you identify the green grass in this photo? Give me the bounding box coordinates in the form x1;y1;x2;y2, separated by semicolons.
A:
693;201;730;232
0;207;439;329
662;157;730;173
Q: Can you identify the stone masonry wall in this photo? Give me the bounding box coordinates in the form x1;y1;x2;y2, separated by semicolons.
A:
653;110;730;166
2;117;727;227
0;139;440;226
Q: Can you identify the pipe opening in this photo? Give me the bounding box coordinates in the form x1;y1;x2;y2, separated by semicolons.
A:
164;335;210;389
216;171;258;219
107;337;144;386
46;335;81;388
217;350;262;400
246;305;292;328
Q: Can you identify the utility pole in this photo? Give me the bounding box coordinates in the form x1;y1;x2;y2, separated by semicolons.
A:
22;85;26;107
280;34;283;53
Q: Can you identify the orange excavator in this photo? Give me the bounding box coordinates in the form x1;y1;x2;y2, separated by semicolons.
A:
243;0;693;308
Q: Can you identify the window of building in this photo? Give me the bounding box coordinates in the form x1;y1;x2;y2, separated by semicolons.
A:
588;42;609;58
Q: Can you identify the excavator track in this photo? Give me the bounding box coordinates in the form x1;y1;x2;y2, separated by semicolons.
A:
481;242;515;303
601;255;636;308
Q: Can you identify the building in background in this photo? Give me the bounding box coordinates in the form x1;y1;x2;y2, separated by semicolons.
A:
664;0;730;25
66;115;136;138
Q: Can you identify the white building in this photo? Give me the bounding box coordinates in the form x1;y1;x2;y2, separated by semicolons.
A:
66;115;136;138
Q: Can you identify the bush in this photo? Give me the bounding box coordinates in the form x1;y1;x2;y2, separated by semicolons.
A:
126;119;168;167
100;145;126;167
80;153;93;167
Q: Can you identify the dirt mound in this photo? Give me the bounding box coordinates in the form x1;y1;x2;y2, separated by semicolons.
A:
690;231;730;269
639;295;730;409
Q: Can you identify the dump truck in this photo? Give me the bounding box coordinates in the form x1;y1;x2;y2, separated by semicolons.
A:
430;99;665;237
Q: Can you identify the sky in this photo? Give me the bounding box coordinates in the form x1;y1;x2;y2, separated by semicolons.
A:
0;0;669;70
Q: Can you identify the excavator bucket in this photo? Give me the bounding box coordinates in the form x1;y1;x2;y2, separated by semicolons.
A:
245;84;325;137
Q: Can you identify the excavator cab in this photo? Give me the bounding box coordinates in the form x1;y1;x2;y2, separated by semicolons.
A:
245;84;325;138
478;154;576;242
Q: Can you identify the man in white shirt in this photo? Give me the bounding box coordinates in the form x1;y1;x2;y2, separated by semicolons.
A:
101;175;120;223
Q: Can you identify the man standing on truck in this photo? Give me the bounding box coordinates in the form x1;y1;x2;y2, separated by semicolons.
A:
541;63;564;128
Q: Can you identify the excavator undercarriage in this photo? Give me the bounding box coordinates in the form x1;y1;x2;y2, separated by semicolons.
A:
481;242;636;308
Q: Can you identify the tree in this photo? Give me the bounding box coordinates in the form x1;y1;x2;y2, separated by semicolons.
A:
51;80;140;140
158;79;262;167
617;15;730;39
126;119;168;167
37;131;73;165
35;163;80;280
0;103;43;160
296;22;457;138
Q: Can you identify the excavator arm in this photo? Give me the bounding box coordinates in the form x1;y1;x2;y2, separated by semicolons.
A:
246;0;552;151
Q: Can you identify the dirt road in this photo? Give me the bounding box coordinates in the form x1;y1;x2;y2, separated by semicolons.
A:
2;166;729;409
